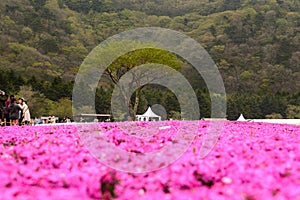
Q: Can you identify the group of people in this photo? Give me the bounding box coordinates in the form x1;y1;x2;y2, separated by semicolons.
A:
0;90;31;126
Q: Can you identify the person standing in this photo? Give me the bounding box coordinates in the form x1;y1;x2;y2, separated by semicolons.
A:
5;95;14;126
19;98;31;125
0;90;5;126
8;97;21;126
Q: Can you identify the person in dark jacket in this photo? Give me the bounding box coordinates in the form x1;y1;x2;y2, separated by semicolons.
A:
0;90;5;126
5;95;14;125
8;97;21;126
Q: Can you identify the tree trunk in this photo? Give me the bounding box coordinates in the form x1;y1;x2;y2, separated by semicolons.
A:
132;89;141;120
128;101;135;121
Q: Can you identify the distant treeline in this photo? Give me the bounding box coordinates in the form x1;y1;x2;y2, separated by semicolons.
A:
1;69;299;119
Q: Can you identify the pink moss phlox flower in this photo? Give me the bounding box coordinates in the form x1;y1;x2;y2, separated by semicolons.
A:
0;122;299;199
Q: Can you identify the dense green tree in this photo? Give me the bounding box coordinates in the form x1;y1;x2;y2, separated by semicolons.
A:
286;105;300;119
50;98;73;118
95;86;111;114
105;48;183;120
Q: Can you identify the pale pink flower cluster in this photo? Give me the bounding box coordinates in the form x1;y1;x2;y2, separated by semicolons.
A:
0;121;299;199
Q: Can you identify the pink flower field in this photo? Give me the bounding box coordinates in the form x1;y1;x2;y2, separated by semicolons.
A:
0;121;299;200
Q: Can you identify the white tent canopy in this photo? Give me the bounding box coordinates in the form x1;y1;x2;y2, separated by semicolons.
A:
237;114;247;121
136;107;161;121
